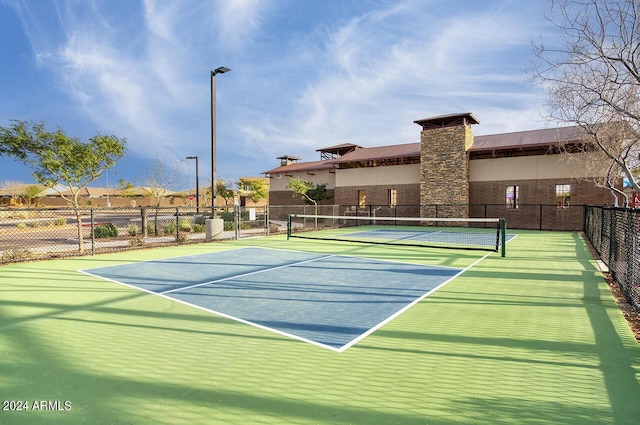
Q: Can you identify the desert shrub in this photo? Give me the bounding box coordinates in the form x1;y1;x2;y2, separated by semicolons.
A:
53;218;67;226
192;223;205;233
94;223;118;238
16;223;27;230
178;219;193;232
129;236;145;247
162;221;176;236
1;249;35;263
127;223;139;236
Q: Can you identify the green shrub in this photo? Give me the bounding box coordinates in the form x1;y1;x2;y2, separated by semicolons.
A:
192;223;205;233
94;223;118;238
162;221;176;236
53;218;67;226
26;221;40;228
224;221;235;231
220;211;235;222
16;223;27;230
178;219;193;232
127;223;139;236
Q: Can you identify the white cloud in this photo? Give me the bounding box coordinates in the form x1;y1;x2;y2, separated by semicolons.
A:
2;0;553;184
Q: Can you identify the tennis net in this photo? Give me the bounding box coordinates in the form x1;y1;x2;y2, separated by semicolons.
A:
287;214;507;256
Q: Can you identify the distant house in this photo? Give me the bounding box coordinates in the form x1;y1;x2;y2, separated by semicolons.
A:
263;112;614;230
0;183;46;206
0;178;271;209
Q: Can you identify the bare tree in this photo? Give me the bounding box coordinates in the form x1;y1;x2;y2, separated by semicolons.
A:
141;158;183;234
533;0;640;206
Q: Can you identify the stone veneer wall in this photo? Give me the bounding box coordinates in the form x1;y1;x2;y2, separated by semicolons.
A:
419;124;473;218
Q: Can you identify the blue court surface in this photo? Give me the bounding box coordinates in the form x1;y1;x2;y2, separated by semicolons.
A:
81;247;463;351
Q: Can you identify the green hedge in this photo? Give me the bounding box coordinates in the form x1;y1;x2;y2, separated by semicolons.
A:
94;223;118;238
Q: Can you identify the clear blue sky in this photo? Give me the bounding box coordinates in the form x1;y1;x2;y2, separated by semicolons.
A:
0;0;556;190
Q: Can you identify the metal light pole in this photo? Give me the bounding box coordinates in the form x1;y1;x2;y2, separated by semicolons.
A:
185;156;199;214
211;66;230;217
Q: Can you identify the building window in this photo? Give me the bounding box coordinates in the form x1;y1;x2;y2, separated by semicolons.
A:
358;190;366;207
555;184;571;208
388;189;397;207
506;185;519;209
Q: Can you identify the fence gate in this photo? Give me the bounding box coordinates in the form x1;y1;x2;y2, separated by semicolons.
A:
235;205;269;238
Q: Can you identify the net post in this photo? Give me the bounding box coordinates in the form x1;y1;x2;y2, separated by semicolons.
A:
287;214;292;240
500;218;507;257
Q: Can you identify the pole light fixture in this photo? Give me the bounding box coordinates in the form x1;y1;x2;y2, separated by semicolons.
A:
211;66;231;218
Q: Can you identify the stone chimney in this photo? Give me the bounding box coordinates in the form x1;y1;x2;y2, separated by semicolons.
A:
414;113;479;219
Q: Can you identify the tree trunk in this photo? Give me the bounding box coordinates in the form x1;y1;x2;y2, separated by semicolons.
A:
75;208;84;253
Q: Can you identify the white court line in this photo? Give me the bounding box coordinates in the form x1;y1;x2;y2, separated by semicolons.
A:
160;254;335;295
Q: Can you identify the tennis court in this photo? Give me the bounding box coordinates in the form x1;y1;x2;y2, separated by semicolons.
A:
81;247;465;351
1;230;639;424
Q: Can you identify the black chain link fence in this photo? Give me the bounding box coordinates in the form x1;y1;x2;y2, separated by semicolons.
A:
0;206;275;264
269;203;585;230
584;206;640;315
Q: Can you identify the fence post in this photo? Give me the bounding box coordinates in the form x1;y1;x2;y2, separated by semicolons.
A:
90;208;95;255
175;207;180;245
500;218;506;257
141;207;148;238
539;205;543;231
235;205;240;240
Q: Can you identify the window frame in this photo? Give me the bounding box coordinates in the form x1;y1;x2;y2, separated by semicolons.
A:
358;190;366;208
506;185;519;209
555;184;571;209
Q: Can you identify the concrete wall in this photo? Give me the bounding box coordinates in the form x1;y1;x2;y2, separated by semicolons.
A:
335;164;419;186
268;169;336;191
470;153;602;182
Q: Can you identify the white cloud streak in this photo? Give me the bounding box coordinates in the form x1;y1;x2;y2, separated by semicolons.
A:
2;0;551;183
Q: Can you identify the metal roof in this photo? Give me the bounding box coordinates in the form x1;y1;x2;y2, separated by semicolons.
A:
263;124;591;175
469;125;587;152
330;142;420;164
262;159;337;175
414;112;480;128
316;143;362;152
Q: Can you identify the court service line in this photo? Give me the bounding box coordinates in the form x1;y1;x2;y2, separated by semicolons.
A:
160;254;337;295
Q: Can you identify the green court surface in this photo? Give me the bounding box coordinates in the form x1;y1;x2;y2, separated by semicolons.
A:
1;231;639;424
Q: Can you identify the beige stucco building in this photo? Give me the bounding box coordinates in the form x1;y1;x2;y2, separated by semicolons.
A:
263;113;613;230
